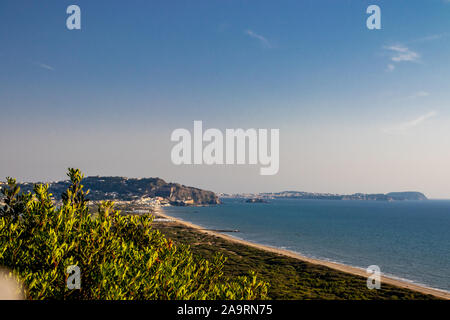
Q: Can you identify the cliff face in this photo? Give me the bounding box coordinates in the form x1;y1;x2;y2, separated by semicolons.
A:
17;176;220;205
165;184;220;205
385;192;428;201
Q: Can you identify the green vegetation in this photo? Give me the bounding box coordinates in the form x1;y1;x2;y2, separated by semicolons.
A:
154;223;437;300
0;169;267;300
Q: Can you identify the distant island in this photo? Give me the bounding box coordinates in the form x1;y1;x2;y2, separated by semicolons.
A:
222;191;428;201
9;176;220;206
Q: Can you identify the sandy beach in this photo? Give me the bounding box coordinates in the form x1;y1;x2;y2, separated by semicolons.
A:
154;207;450;300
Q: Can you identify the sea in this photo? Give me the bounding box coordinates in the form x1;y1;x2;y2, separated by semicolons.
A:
163;198;450;293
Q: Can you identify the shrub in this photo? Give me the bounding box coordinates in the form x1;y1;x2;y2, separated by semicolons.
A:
0;169;268;300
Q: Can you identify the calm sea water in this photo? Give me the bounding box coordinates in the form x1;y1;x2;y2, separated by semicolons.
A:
164;198;450;292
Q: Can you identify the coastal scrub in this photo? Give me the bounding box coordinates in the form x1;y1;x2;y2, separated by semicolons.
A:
0;169;268;300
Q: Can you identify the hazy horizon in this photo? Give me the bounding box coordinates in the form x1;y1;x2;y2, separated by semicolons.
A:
6;172;446;200
1;1;450;198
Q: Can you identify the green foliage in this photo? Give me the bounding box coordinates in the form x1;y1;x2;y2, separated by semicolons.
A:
0;177;32;221
0;169;268;300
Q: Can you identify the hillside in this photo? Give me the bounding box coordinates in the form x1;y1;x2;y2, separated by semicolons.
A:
14;176;220;206
385;192;428;201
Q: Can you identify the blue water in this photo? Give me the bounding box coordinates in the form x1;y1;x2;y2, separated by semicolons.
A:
164;198;450;292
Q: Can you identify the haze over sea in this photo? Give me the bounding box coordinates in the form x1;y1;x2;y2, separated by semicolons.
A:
164;198;450;293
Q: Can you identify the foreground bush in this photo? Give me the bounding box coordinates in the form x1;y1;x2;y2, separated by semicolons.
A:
0;169;268;300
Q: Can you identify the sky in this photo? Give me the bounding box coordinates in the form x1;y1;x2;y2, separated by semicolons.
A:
1;0;450;198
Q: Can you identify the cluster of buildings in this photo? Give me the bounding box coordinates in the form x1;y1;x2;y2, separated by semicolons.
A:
109;196;195;207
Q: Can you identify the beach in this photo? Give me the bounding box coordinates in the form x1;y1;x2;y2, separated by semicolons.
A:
154;207;450;300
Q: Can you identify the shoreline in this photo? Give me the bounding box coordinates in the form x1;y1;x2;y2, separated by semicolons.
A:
154;207;450;300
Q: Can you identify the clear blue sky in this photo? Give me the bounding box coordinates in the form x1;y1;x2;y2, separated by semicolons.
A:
1;1;450;198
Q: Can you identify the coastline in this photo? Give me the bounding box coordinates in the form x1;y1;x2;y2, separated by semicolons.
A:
154;207;450;300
